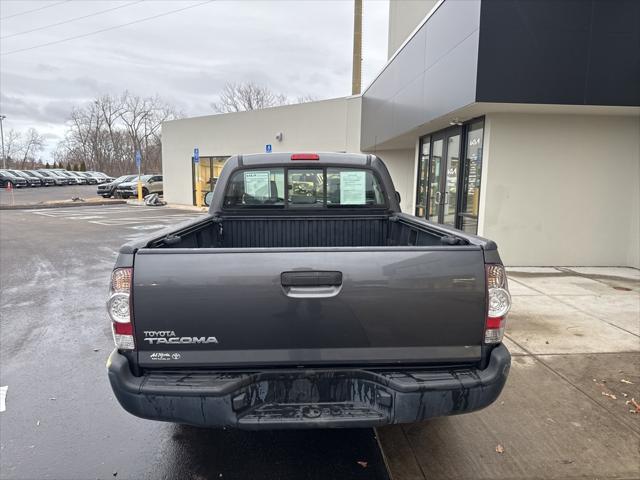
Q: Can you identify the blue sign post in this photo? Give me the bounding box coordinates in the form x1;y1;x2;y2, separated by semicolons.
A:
265;144;272;153
194;147;201;206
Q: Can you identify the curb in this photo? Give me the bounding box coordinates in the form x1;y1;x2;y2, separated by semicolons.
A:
0;200;127;210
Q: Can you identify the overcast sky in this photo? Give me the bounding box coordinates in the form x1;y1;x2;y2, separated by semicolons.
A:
0;0;389;161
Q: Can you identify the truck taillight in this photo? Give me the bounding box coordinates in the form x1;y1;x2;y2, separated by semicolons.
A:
107;267;135;350
485;264;511;344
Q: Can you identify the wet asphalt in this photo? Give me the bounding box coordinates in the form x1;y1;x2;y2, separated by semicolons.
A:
0;204;389;480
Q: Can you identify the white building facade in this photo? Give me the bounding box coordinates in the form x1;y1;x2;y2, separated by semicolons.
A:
162;0;640;267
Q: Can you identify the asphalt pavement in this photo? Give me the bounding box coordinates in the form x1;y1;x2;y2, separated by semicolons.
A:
0;205;389;480
0;184;102;205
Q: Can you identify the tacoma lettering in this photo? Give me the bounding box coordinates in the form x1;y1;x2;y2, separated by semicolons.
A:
143;336;219;345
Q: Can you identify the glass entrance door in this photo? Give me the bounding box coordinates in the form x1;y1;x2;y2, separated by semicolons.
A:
415;119;484;233
192;156;229;206
426;137;443;221
442;133;460;226
424;128;461;225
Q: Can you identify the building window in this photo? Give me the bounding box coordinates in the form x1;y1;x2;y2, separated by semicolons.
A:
415;117;484;234
192;156;228;206
459;120;484;234
415;137;430;217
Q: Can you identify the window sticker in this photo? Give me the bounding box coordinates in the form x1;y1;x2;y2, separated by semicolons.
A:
244;171;271;199
340;171;366;204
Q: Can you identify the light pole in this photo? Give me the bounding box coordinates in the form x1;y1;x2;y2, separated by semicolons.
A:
0;115;6;169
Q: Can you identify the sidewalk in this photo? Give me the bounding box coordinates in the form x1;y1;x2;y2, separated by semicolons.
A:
378;267;640;480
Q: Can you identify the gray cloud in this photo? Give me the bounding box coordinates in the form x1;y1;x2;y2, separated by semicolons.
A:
0;0;389;161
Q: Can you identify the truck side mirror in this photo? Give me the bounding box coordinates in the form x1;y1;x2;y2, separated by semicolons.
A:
395;191;401;205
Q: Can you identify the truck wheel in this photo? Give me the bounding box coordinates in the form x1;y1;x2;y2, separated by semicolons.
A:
142;187;149;197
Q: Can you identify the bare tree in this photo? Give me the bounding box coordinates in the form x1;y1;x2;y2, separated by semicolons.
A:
296;94;317;104
212;82;289;113
3;129;22;161
54;91;181;176
19;128;45;168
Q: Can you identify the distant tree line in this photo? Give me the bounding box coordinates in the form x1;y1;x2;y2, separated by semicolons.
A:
53;91;181;176
4;83;314;174
40;161;87;171
212;82;316;113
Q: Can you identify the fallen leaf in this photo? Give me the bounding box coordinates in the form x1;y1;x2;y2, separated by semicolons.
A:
631;398;640;413
621;379;633;384
495;444;505;454
602;392;617;400
623;393;628;398
356;461;368;468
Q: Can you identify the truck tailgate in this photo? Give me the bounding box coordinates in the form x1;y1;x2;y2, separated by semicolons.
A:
132;248;487;368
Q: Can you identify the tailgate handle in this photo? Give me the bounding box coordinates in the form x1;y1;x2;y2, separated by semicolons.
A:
281;271;343;287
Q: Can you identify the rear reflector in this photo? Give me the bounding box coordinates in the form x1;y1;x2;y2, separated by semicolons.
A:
291;153;319;161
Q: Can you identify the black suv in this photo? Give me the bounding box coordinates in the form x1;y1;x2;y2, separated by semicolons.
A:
0;170;28;188
7;170;42;187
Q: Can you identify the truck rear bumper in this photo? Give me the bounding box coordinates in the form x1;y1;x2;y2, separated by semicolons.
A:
107;344;510;430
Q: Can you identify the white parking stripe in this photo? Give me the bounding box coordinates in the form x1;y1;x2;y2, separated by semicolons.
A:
29;206;200;231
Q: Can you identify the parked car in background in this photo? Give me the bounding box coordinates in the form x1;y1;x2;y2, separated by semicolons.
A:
6;170;42;187
67;171;90;184
50;169;79;185
90;171;115;183
52;169;87;185
0;170;28;188
115;174;162;198
37;170;68;186
98;174;137;198
25;170;56;186
81;172;111;184
78;172;99;185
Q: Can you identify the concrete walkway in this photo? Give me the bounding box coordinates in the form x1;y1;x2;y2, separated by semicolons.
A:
378;267;640;480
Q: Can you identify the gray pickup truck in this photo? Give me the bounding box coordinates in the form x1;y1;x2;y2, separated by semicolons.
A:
107;152;511;429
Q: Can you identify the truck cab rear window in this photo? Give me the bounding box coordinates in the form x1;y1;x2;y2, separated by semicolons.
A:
223;167;385;208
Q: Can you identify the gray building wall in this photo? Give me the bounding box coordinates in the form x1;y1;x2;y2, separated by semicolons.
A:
479;113;640;267
363;0;481;150
162;97;361;206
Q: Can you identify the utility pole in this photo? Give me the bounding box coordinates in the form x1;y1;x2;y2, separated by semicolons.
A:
351;0;363;95
0;115;6;169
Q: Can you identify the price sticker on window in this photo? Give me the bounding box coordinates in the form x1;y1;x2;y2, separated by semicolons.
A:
339;171;366;204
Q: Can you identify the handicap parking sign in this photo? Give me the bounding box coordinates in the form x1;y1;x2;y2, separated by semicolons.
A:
265;144;272;153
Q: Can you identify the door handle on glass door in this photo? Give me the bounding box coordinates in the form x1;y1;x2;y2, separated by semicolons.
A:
443;191;449;204
435;191;441;204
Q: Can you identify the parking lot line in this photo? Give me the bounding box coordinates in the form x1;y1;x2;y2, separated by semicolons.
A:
28;205;201;230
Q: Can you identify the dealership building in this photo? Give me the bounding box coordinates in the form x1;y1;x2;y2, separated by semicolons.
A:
162;0;640;267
